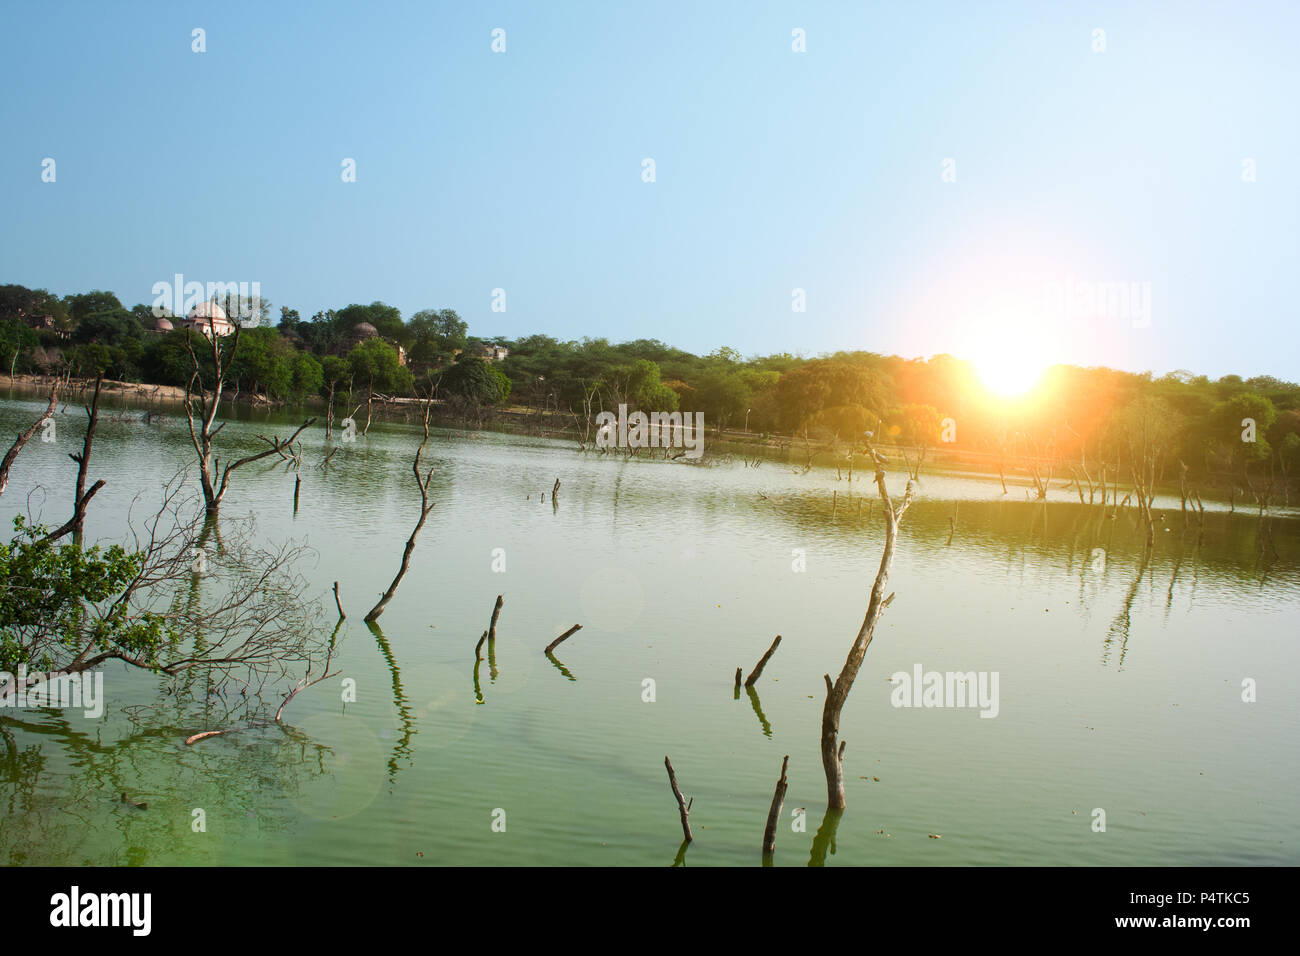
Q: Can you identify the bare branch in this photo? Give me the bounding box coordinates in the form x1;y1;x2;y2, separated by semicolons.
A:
0;385;58;497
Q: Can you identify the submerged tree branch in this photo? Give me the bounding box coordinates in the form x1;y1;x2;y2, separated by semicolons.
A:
0;384;58;497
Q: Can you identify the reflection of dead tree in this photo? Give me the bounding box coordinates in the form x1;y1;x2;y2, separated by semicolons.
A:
183;328;315;518
184;631;340;744
0;384;58;497
808;807;844;866
1243;461;1279;559
365;397;437;623
1103;551;1150;667
762;755;789;858
366;621;416;783
2;470;331;709
820;448;915;809
747;686;773;737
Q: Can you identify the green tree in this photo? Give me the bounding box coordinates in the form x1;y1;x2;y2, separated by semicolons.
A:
773;360;887;433
347;337;407;394
72;309;142;347
408;308;468;353
0;517;168;675
229;327;296;397
64;290;124;326
442;355;510;405
0;284;70;328
1212;393;1278;466
0;320;38;376
600;359;679;412
291;351;324;398
892;403;944;448
337;302;405;344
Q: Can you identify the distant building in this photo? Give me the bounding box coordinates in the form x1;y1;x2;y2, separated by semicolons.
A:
182;301;235;337
339;321;407;366
480;343;509;362
146;315;174;334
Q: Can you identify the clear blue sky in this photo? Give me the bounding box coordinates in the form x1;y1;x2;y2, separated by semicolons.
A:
2;1;1296;380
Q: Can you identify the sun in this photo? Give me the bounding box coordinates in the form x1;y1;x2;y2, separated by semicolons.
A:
973;348;1047;399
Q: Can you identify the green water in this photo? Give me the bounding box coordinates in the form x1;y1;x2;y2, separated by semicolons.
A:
1;392;1297;866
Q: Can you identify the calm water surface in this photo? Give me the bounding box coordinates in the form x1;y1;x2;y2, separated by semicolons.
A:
2;392;1297;866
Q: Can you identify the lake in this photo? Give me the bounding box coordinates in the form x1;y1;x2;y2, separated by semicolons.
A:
2;390;1297;866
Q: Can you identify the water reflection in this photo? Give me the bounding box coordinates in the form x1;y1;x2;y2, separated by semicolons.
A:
746;686;772;738
808;808;844;867
545;651;577;681
366;622;415;784
1;393;1298;866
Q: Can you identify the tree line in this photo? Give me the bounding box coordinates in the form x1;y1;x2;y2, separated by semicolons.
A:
3;282;1298;492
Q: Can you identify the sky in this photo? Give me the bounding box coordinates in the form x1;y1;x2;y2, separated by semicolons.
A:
1;0;1296;380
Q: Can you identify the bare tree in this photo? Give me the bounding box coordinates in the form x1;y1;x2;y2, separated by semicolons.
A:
43;374;106;546
1127;422;1158;550
365;396;437;622
762;755;790;858
819;448;915;809
0;385;58;497
182;325;315;518
0;470;332;707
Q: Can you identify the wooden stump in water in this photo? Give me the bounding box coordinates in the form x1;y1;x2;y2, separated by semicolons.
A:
744;635;782;688
762;755;789;856
664;756;693;843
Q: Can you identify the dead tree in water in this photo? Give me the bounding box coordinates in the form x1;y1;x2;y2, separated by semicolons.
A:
762;755;790;857
820;449;915;809
365;398;437;622
545;624;582;655
664;756;693;842
743;635;782;688
183;326;314;518
45;375;106;545
487;595;504;646
1028;462;1051;500
1128;425;1158;550
0;385;58;497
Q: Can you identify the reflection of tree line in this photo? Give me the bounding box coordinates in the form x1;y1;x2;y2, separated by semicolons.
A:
0;706;336;865
759;489;1295;588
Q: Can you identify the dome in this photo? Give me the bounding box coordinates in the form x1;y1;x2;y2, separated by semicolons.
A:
352;322;379;338
151;316;174;332
187;301;228;321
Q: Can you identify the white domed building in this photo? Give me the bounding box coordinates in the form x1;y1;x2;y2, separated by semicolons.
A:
182;301;235;338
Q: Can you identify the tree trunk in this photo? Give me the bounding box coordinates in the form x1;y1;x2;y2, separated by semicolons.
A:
762;755;789;856
820;455;914;809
